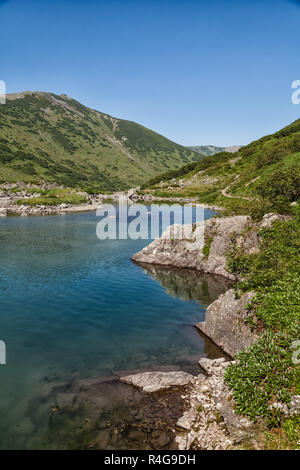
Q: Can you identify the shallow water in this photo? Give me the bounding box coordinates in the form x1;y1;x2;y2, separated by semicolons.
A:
0;205;229;449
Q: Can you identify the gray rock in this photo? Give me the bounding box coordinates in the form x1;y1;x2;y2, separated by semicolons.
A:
259;213;290;228
196;290;257;357
127;187;140;199
199;357;226;374
175;361;234;450
120;371;194;393
132;215;253;280
176;358;266;449
132;213;290;281
270;395;300;418
177;408;197;430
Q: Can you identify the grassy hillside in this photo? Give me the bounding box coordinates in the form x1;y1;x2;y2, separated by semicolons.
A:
0;91;202;192
143;117;300;218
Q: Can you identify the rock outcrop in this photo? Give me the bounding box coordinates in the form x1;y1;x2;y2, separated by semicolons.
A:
0;183;103;216
120;359;298;450
175;358;265;450
120;371;196;393
132;213;289;281
195;289;258;357
132;215;256;280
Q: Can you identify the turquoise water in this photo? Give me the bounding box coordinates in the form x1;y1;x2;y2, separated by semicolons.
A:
0;206;228;449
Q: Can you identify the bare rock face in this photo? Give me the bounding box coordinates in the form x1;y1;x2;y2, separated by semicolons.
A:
120;371;195;393
176;358;264;450
202;216;253;279
132;215;254;281
177;408;199;431
198;357;228;374
176;359;233;450
132;213;290;281
195;289;258;357
259;213;290;228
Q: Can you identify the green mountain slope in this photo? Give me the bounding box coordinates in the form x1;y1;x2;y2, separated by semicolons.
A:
0;91;202;192
143;117;300;218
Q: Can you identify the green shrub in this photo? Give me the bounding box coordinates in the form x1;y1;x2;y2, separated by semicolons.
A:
227;215;300;290
256;163;300;205
225;330;299;427
225;213;300;427
16;188;87;206
247;275;300;332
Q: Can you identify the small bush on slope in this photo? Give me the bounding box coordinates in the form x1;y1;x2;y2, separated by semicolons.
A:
16;188;87;206
225;330;299;426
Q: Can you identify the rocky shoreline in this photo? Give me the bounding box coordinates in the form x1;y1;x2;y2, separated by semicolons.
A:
0;202;102;217
0;183;221;217
0;183;104;216
125;212;299;449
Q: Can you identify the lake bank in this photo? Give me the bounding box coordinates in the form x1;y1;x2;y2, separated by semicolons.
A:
129;211;300;450
0;183;222;217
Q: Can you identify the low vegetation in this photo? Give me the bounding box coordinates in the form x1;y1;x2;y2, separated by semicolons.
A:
225;210;300;439
16;188;87;206
142;119;300;220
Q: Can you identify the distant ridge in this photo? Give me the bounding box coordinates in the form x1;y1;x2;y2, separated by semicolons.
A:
188;145;241;156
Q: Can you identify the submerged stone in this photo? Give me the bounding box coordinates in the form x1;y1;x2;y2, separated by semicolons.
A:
120;371;194;393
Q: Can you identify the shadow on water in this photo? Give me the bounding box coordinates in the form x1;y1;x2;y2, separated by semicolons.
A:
136;262;232;304
134;263;233;361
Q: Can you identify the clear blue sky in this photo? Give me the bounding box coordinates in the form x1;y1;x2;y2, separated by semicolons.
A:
1;0;300;146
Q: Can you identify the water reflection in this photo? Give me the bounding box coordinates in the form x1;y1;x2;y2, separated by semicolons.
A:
135;263;232;305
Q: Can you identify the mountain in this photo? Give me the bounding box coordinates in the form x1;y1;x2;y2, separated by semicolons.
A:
0;91;203;192
142;118;300;217
188;145;241;156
